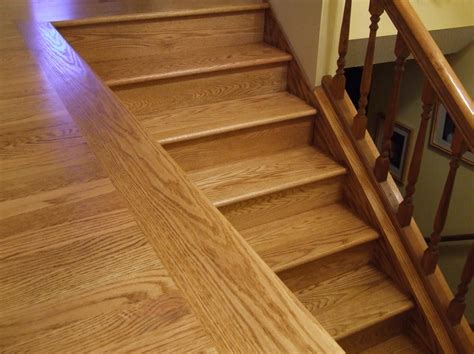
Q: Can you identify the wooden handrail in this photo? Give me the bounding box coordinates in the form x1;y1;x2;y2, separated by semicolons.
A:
379;0;474;151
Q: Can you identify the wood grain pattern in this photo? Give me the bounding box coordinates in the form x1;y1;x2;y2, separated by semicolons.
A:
361;334;427;354
240;202;379;273
316;80;463;352
380;0;474;150
167;117;313;172
114;64;288;117
142;92;316;145
295;264;414;340
93;43;291;87
189;146;347;207
59;10;265;63
19;21;343;353
220;177;344;231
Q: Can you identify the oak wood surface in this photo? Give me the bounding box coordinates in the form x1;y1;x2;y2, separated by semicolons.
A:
16;18;343;353
59;10;265;63
295;264;414;340
115;64;288;117
189;146;347;208
318;79;468;352
143;92;316;145
93;43;292;87
380;0;474;150
240;202;379;273
360;334;427;354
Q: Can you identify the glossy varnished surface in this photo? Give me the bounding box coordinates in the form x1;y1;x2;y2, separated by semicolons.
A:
0;1;344;352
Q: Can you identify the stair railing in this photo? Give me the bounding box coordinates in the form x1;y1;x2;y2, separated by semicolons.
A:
328;0;473;337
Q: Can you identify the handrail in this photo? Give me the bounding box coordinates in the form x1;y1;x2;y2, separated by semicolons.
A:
380;0;474;151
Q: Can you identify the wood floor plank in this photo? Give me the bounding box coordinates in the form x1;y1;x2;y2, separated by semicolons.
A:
241;203;379;272
189;146;347;207
142;92;316;145
94;43;291;87
294;265;414;340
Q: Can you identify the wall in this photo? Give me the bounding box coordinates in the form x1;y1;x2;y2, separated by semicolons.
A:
366;42;474;320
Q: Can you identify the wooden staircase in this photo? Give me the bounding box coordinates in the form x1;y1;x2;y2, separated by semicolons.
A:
55;3;436;352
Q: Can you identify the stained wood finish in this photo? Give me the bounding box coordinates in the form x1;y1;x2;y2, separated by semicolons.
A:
240;202;379;273
397;81;436;226
58;10;266;63
114;64;288;117
188;146;347;207
447;245;474;325
316;82;459;352
92;43;291;87
17;18;343;354
143;92;316;145
333;0;352;99
373;33;409;182
352;0;384;139
294;264;414;340
380;0;474;150
361;334;427;354
422;129;468;275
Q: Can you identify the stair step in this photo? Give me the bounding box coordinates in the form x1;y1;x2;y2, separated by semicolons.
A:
59;10;266;64
142;92;316;145
294;265;414;340
95;43;291;87
115;64;288;116
360;334;427;353
241;203;379;273
188;146;347;208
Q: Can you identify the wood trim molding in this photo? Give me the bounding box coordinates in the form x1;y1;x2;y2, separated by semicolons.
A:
18;20;343;353
319;76;474;353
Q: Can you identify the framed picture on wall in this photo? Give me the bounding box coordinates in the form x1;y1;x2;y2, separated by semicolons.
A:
430;103;474;166
375;115;412;184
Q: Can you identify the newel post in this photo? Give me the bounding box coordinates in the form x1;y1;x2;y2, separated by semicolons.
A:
421;129;468;274
374;33;410;182
352;0;384;139
332;0;352;99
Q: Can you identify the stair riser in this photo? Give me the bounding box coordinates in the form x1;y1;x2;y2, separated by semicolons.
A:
165;117;313;172
114;64;288;117
59;11;265;63
278;242;376;292
338;312;410;353
220;177;345;231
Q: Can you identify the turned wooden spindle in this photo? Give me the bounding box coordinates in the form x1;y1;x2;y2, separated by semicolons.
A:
374;34;410;182
447;245;474;325
397;81;436;226
332;0;352;99
421;129;468;274
352;0;384;139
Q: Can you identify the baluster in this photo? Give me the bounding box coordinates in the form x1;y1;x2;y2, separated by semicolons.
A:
374;34;410;181
421;129;468;274
447;245;474;325
397;81;436;226
332;0;352;99
352;0;384;139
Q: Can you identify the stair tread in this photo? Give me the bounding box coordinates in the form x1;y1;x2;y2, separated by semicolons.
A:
361;334;427;353
240;203;379;273
294;265;414;340
94;43;291;86
142;92;316;145
189;146;347;208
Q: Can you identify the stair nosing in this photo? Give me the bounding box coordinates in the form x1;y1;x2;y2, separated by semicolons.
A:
105;47;292;87
53;3;270;28
211;166;347;208
159;106;317;145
